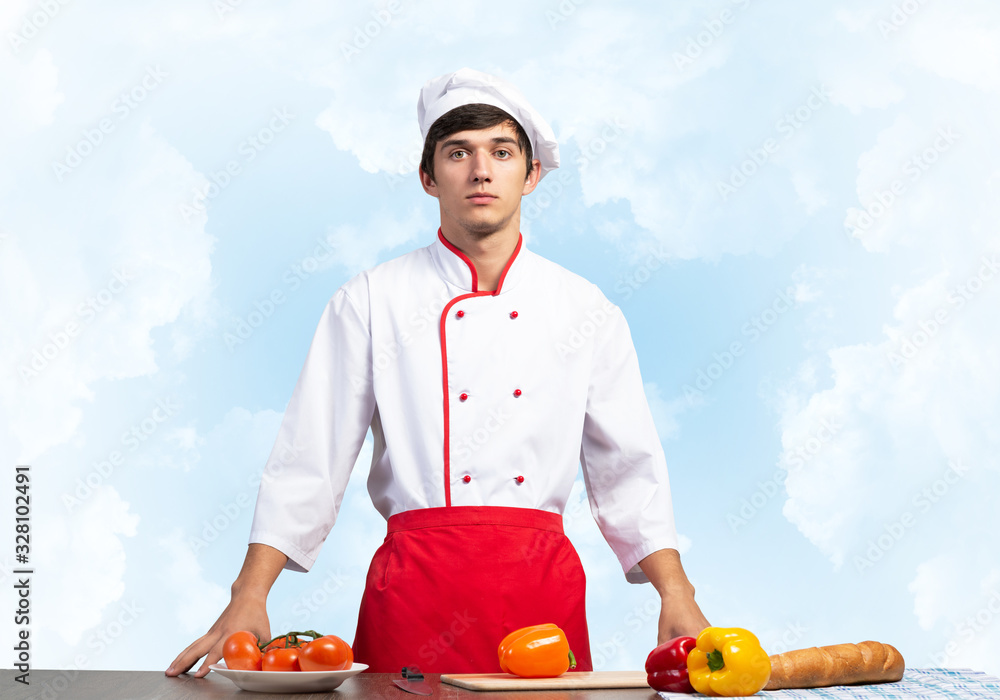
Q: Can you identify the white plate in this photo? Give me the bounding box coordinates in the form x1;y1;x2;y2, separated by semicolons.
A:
209;660;368;693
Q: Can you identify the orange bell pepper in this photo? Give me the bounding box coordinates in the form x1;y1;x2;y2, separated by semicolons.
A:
498;623;577;677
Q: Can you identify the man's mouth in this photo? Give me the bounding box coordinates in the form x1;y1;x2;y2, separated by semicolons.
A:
467;193;497;203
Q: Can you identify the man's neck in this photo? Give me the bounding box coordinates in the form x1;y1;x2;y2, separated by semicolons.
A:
439;221;520;292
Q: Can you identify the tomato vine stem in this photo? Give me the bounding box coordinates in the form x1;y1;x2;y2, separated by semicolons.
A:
259;630;323;650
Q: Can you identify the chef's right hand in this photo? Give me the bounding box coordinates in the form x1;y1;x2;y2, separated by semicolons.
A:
164;593;271;678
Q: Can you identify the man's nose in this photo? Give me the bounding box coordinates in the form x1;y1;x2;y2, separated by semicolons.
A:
470;152;492;182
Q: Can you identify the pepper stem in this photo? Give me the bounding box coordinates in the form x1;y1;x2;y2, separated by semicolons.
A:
706;649;725;673
568;650;577;669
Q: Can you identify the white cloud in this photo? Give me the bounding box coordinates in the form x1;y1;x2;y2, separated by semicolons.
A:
0;48;63;133
644;382;683;442
779;260;1000;569
304;3;847;261
899;2;1000;93
789;168;830;215
1;118;216;463
318;206;430;277
35;486;139;646
676;533;692;556
909;553;1000;672
5;0;1000;675
315;96;418;177
910;554;959;631
159;528;230;635
776;7;1000;662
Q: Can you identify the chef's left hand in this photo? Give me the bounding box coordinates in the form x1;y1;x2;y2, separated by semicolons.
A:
637;548;711;644
655;589;710;645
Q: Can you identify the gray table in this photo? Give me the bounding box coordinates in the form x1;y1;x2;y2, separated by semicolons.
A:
0;669;659;699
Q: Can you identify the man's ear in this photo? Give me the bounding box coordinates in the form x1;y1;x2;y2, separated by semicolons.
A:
419;166;439;197
521;158;543;196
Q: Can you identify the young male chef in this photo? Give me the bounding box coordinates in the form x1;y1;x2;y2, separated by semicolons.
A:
166;67;709;678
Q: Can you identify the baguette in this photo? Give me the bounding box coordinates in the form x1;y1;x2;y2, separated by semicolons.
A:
764;641;904;690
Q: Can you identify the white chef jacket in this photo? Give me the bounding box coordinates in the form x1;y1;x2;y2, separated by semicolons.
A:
247;230;679;583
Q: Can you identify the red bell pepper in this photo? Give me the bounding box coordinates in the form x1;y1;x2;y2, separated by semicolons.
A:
645;636;697;693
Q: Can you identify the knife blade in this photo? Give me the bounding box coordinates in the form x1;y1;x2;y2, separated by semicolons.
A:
393;666;433;695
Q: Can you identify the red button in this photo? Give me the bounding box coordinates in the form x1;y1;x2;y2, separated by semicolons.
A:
460;393;469;401
513;389;522;397
463;475;472;483
515;475;525;484
510;311;518;319
456;310;465;318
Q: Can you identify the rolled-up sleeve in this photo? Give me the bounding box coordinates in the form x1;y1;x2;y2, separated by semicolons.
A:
579;294;679;583
248;284;375;572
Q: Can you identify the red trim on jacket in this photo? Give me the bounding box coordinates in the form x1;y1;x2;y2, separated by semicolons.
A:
437;229;480;291
437;228;523;506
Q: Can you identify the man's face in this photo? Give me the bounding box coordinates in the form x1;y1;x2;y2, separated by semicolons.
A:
420;122;541;238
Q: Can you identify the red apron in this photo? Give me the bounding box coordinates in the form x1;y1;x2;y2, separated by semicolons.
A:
351;505;593;673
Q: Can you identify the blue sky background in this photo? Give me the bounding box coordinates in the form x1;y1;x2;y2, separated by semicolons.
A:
2;0;999;680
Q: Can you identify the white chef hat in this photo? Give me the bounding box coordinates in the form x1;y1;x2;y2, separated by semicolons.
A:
417;67;560;181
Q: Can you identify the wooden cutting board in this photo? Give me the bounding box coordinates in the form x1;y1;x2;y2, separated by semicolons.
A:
440;670;649;690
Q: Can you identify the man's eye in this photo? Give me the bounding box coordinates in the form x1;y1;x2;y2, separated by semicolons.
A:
451;150;467;159
496;150;510;158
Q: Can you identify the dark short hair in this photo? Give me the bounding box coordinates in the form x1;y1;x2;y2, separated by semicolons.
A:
420;104;534;182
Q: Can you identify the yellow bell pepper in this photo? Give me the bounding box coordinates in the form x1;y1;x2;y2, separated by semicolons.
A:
686;627;771;696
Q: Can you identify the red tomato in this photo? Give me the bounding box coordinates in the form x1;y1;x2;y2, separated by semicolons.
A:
262;647;301;672
264;636;292;651
299;635;353;672
223;631;262;671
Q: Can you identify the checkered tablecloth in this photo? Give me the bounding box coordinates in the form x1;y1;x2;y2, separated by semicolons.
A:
656;669;1000;699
